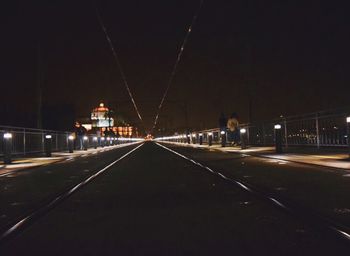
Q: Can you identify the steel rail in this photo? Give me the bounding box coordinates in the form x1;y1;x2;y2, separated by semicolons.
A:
156;142;350;244
0;143;144;245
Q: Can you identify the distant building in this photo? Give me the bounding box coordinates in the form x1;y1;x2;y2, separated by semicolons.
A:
91;103;114;128
77;103;136;137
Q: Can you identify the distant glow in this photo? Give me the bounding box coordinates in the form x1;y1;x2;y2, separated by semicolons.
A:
106;137;110;141
99;103;104;107
83;136;88;141
220;131;225;135
347;117;350;123
274;124;282;130
4;133;12;139
93;137;98;141
199;133;203;136
101;137;105;141
208;132;213;136
68;135;74;140
192;134;196;138
45;135;52;139
118;137;144;142
240;128;246;134
82;124;92;131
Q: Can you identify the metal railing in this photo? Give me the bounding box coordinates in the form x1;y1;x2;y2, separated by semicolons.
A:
0;125;142;157
157;107;350;148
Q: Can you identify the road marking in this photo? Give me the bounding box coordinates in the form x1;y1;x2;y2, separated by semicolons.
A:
0;143;144;243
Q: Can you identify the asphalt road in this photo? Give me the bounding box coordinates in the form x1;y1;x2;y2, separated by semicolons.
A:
1;142;350;255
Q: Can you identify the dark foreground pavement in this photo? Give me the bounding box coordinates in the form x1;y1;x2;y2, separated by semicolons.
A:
1;142;349;255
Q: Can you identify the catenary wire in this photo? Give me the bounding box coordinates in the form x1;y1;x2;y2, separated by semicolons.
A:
94;6;143;122
151;0;204;132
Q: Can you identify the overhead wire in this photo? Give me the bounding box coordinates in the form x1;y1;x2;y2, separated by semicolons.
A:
151;0;204;132
94;6;143;123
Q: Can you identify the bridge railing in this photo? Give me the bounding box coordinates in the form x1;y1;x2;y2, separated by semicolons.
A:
157;108;350;148
0;125;142;157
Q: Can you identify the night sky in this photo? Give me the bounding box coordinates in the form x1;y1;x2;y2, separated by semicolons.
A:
1;1;350;134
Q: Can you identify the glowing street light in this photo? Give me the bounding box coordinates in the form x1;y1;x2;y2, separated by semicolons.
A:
68;135;74;153
274;124;283;153
240;128;247;149
3;132;13;164
3;133;12;139
208;132;213;146
45;134;52;157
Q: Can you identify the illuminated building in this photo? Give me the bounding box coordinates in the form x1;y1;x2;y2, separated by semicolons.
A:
91;103;114;128
88;103;136;137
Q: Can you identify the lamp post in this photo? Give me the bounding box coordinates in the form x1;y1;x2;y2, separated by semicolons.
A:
68;135;74;153
93;137;98;149
208;132;213;146
220;130;226;147
199;133;203;145
44;134;52;157
274;124;283;153
101;137;105;147
3;133;13;164
240;128;247;149
83;136;88;151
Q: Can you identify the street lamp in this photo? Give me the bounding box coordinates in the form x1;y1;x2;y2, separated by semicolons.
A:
45;134;52;157
93;136;98;149
240;128;247;149
68;135;74;153
208;132;213;146
274;124;282;153
220;130;226;147
83;136;88;150
3;132;13;164
199;133;203;145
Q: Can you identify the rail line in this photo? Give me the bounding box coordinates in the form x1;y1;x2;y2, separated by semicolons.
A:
0;143;144;245
156;142;350;244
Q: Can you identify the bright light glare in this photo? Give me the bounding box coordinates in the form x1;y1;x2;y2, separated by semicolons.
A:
240;128;246;134
68;135;74;140
4;133;12;139
274;124;282;130
106;137;110;141
118;137;144;142
45;135;52;139
208;132;213;136
101;137;105;141
192;134;196;138
347;117;350;123
220;131;225;135
93;137;98;141
83;136;88;141
199;133;203;136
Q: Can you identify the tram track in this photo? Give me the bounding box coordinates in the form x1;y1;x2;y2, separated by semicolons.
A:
0;143;144;246
156;142;350;245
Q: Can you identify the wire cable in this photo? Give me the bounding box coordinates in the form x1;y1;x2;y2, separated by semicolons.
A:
94;7;143;122
151;0;204;132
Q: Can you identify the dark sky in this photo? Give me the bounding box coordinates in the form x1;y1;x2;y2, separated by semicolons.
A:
1;0;350;133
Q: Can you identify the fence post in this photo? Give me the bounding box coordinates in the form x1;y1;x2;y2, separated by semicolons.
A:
23;128;26;156
316;113;320;149
55;133;58;151
284;119;288;149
